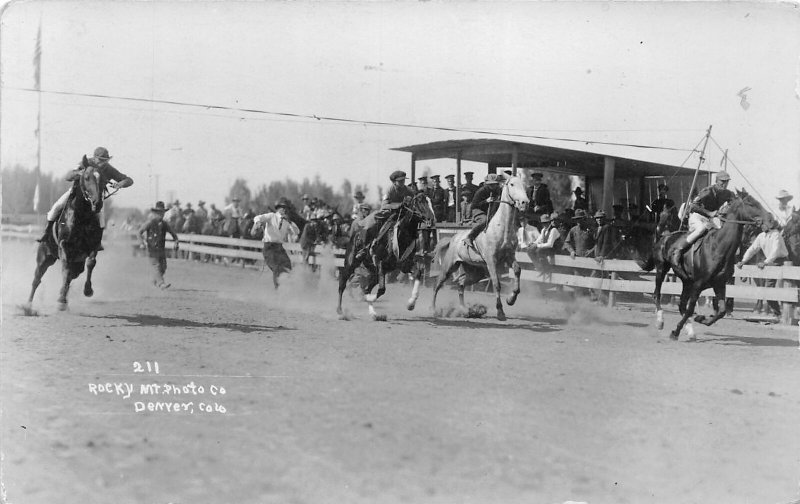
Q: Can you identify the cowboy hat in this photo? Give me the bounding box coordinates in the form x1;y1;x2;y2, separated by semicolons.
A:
539;213;554;223
354;191;365;199
93;146;112;160
152;201;166;212
593;210;607;219
715;171;731;181
573;187;583;194
572;209;588;220
776;189;794;201
484;174;499;184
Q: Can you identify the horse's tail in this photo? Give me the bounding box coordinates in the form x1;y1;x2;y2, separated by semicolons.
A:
434;235;452;266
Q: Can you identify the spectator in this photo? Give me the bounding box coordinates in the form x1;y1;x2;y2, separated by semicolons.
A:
429;175;447;222
737;213;789;318
564;209;595;259
351;191;366;216
572;187;589;211
526;172;553;224
138;201;179;289
444;174;457;222
593;210;616;261
253;199;300;289
651;184;675;222
517;213;540;250
527;212;561;268
775;190;795;228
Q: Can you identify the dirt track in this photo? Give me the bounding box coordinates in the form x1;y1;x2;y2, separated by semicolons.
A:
2;237;799;504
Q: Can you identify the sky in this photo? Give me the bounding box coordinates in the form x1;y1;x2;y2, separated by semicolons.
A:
1;0;799;214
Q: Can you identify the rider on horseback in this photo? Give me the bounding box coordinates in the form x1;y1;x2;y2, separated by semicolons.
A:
462;173;503;249
669;170;733;265
38;147;133;249
354;170;414;261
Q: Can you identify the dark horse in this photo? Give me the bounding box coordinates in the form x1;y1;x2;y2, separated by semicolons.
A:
337;193;435;320
638;189;768;340
28;166;105;310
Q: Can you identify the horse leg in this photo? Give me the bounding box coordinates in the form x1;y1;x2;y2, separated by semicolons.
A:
58;263;76;311
407;267;422;311
431;255;460;314
485;259;506;321
695;282;728;326
83;251;97;297
337;263;355;316
28;245;56;307
506;260;521;306
364;258;385;320
653;264;670;330
671;289;700;341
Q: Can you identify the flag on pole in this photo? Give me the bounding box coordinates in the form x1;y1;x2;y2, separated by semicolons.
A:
33;182;41;213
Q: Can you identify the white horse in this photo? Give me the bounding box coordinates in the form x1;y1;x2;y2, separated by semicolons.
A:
432;176;530;320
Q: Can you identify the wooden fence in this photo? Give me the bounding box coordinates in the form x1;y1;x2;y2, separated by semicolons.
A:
4;224;798;324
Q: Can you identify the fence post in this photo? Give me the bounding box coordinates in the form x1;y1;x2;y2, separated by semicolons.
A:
607;272;618;307
781;261;795;325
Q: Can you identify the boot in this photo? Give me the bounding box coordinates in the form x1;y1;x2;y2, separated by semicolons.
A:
37;220;55;242
669;235;690;266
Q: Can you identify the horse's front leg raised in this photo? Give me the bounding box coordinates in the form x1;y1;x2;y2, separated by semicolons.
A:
485;257;506;321
506;260;521;306
84;251;97;297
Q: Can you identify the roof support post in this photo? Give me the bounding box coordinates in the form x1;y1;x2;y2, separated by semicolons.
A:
411;153;416;183
511;144;518;176
456;152;462;223
602;156;616;215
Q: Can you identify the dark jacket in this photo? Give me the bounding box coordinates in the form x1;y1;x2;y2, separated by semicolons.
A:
470;184;502;218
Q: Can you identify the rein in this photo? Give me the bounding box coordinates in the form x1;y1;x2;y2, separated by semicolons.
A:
718;216;757;225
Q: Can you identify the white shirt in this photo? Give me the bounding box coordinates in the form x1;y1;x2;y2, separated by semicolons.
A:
223;203;243;219
775;205;795;228
517;224;540;249
534;225;560;249
741;229;789;264
253;212;299;243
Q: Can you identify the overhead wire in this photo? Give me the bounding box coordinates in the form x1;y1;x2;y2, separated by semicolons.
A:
8;86;699;154
708;136;774;214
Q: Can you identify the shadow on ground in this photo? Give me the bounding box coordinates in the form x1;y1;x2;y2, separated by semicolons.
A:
88;314;292;334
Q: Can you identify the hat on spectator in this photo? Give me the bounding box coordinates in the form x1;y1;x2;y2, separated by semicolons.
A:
594;210;607;219
573;187;583;194
430;175;441;181
658;184;669;192
776;189;793;201
417;176;428;182
152;201;166;212
444;174;455;180
198;200;206;206
464;171;475;177
716;171;731;181
531;172;544;180
572;209;588;220
354;191;365;200
173;200;180;206
540;213;553;223
484;173;499;184
93;147;112;160
390;170;407;182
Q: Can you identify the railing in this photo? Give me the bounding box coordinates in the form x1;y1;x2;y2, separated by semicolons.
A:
4;224;798;324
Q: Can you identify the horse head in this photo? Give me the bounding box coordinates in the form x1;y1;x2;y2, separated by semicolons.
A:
730;188;769;223
403;192;436;228
502;176;530;212
79;166;104;212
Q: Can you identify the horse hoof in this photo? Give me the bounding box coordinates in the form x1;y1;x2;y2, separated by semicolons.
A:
505;296;516;306
84;287;94;297
57;302;68;312
669;331;679;340
407;301;416;311
497;312;507;321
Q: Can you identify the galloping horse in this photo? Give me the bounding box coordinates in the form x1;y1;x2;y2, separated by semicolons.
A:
27;166;106;310
640;189;768;340
432;176;529;320
337;192;435;320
